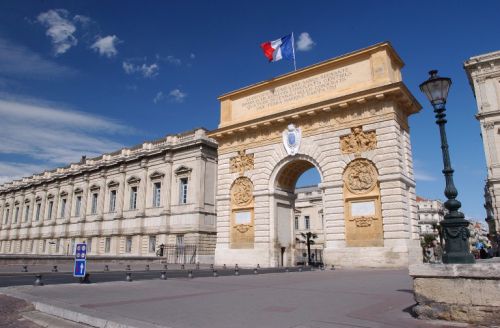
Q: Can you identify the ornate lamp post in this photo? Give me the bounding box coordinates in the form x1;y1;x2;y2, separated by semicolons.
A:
419;70;475;264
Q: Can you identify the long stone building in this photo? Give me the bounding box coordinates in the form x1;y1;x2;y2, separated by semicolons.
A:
0;128;218;262
464;50;500;235
0;42;423;268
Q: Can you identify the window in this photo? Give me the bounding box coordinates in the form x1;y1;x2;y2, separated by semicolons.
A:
35;203;41;221
60;198;67;218
14;206;19;223
24;205;30;222
29;240;34;253
176;234;184;247
47;201;53;219
4;208;8;224
91;193;98;214
87;239;92;254
125;236;132;253
180;178;188;204
153;182;161;207
71;238;75;254
149;235;156;253
55;239;60;253
294;216;299;230
109;190;117;212
42;240;46;253
75;196;82;216
304;215;310;230
105;237;111;253
130;186;138;210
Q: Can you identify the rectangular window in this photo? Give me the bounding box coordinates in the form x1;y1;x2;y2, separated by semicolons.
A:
87;239;92;254
130;186;138;210
29;240;34;253
304;216;310;230
75;196;82;216
60;198;66;218
55;238;60;253
109;190;117;212
294;216;299;230
24;205;30;222
105;237;111;253
42;239;46;253
153;182;161;207
4;209;8;224
14;207;19;223
91;193;98;214
35;203;41;221
48;201;53;219
149;235;156;253
125;236;132;253
176;234;184;247
180;178;188;204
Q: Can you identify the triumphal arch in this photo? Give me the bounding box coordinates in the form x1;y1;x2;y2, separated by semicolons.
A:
209;42;422;268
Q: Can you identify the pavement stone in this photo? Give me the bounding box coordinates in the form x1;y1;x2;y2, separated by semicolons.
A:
0;269;477;328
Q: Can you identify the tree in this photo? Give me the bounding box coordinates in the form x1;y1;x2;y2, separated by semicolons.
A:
296;232;318;265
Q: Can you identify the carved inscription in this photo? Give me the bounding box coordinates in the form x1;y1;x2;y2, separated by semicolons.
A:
340;126;377;154
240;68;352;111
230;150;254;175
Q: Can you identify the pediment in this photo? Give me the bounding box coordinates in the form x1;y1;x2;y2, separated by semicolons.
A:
127;176;141;184
174;165;192;175
107;180;120;188
150;171;165;179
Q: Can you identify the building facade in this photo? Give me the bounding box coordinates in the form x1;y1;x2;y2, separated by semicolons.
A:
416;196;444;236
464;51;500;235
0;128;218;263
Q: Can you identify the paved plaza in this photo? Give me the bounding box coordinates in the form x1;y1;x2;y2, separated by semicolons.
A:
0;268;469;328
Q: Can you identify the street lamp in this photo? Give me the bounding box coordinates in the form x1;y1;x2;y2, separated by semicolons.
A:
419;70;475;264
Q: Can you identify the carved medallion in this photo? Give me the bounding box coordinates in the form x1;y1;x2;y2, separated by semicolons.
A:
282;124;301;155
231;177;253;207
340;126;377;154
344;159;377;194
230;150;254;175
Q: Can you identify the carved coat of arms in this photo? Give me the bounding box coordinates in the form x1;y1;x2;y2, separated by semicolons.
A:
282;124;301;155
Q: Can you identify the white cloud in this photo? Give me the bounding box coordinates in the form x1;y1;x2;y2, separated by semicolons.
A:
91;35;120;58
0;37;75;79
37;9;78;55
190;53;196;59
153;91;164;104
169;89;187;103
296;32;315;52
0;95;134;175
0;162;50;185
414;171;437;182
122;61;159;78
73;15;92;26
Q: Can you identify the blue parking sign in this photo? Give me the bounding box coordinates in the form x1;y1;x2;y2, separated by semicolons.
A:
74;259;86;277
75;243;87;259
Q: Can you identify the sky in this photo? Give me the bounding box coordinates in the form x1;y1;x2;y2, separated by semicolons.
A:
0;0;499;220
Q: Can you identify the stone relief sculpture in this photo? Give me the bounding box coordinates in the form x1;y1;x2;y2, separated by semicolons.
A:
349;216;377;228
340;126;377;154
230;150;254;175
344;159;378;194
231;177;253;207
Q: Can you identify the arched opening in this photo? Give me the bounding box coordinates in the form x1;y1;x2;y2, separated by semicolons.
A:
273;159;323;267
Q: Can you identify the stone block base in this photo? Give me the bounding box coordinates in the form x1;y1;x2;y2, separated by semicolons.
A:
323;246;409;268
409;262;500;325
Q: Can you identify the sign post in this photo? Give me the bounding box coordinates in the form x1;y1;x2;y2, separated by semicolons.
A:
73;242;87;278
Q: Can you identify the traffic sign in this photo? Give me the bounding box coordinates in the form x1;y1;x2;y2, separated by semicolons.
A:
74;259;86;277
73;242;87;278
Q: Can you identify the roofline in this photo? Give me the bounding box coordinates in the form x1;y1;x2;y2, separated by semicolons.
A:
218;41;403;100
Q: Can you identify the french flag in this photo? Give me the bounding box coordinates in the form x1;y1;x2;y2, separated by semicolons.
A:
260;34;295;63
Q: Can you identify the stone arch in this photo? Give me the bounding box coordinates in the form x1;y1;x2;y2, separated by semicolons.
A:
269;154;324;192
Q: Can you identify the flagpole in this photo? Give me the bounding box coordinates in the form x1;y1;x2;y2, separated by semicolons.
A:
291;32;297;71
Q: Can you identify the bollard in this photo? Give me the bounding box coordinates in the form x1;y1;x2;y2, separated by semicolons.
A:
145;264;150;271
188;270;193;279
196;263;200;270
79;273;91;284
126;272;133;282
160;271;167;280
52;265;58;273
164;264;168;270
234;268;239;276
330;265;335;271
257;264;260;269
298;267;303;272
235;264;239;270
320;265;325;271
34;274;44;286
104;265;109;272
126;264;131;271
22;265;28;272
253;267;258;275
210;264;214;269
285;267;289;273
181;264;185;270
223;264;226;270
213;269;218;277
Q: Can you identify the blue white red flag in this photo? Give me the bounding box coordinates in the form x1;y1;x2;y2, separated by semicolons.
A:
260;34;295;63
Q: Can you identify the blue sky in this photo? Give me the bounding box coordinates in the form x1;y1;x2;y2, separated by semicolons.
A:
0;1;499;220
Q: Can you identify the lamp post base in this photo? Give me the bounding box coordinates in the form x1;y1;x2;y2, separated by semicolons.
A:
441;217;475;264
